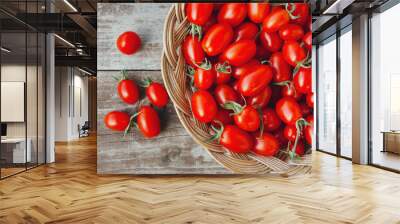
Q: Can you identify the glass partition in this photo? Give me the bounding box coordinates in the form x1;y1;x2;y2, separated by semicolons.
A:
0;1;46;179
1;30;28;177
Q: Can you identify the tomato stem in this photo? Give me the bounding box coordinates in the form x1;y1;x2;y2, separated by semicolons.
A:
285;3;300;20
123;112;141;137
209;121;224;143
289;118;309;160
114;70;128;82
272;80;291;88
215;62;232;74
139;77;153;88
222;101;243;115
189;24;203;40
200;58;212;70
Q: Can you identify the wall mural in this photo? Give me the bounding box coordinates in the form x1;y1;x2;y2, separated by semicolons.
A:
97;3;313;175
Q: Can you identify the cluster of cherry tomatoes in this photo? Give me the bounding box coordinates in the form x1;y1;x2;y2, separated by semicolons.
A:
184;3;314;159
105;31;169;138
104;71;169;138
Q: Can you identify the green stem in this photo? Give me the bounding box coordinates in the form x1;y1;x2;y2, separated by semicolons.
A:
189;24;202;40
139;77;153;88
215;62;232;74
208;121;224;143
285;3;300;20
222;101;244;115
124;112;141;137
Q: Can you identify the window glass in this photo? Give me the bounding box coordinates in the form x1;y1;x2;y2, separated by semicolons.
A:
317;36;337;154
339;28;352;158
371;3;400;171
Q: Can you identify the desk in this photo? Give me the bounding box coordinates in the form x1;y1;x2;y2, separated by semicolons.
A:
1;138;31;163
382;131;400;154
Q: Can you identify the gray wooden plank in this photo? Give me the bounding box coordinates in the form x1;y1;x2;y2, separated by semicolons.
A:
97;70;229;174
97;3;172;71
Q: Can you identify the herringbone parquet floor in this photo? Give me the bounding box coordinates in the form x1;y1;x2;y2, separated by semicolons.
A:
1;135;400;224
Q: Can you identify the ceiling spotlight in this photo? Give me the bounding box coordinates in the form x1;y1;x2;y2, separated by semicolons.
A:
63;0;78;12
54;34;75;48
1;47;11;53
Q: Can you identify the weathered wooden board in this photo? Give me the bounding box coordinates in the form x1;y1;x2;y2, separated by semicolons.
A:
97;70;229;174
97;3;171;70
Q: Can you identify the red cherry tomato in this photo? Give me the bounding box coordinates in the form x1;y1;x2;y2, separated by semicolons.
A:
252;133;280;156
282;40;307;66
281;83;303;101
270;52;291;82
303;32;312;50
262;8;290;33
289;3;309;26
202;23;234;56
116;31;141;55
306;92;314;108
275;96;302;125
220;40;257;66
183;36;205;67
259;31;282;53
294;140;305;156
246;86;272;108
234;22;259;42
232;80;240;92
186;3;214;26
255;43;270;60
214;63;232;84
211;109;233;128
220;125;254;153
232;105;260;132
238;65;273;97
194;66;216;90
279;23;304;41
300;103;312;116
283;125;297;142
137;106;161;138
191;90;218;123
306;114;314;124
262;108;281;132
203;15;217;33
145;80;169;108
248;3;270;24
232;59;260;79
293;67;312;94
214;84;240;105
218;3;247;27
304;123;313;146
117;78;140;105
104;111;130;132
273;128;288;147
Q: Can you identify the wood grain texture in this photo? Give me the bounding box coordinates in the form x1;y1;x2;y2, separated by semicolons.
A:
97;70;228;174
1;136;400;223
97;3;172;70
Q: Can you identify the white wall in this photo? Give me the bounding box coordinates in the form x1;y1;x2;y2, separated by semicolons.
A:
54;67;89;141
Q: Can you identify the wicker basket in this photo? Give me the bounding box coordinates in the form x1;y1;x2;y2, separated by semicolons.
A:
161;3;311;175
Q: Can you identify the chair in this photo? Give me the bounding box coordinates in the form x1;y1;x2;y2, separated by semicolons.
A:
78;121;90;138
